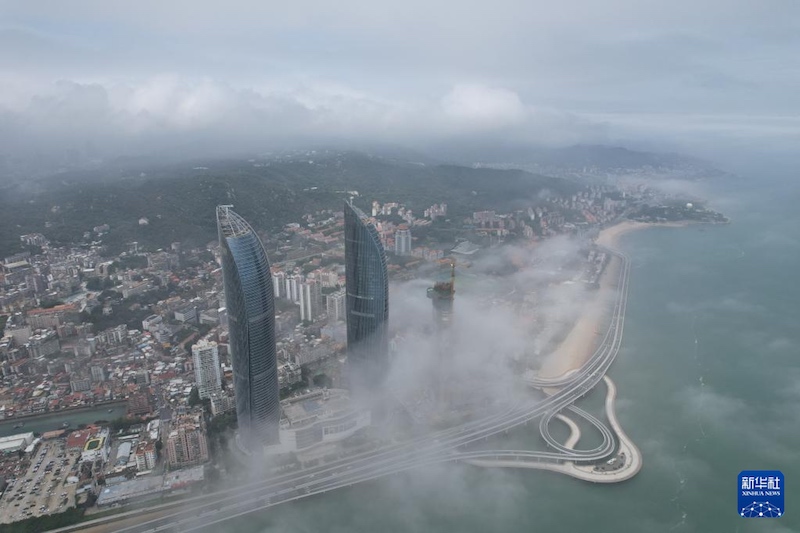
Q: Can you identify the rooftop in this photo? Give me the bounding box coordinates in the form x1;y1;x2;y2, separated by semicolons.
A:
216;206;253;238
281;389;353;428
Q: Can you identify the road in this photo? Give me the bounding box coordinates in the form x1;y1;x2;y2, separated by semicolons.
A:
56;248;632;533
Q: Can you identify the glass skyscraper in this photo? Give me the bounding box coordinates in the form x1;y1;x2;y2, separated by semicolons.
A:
216;206;280;449
344;200;389;388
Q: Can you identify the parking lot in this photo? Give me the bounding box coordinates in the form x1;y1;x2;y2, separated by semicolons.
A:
0;440;80;524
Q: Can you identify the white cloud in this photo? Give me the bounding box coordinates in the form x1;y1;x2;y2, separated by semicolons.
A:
0;0;798;166
441;85;527;128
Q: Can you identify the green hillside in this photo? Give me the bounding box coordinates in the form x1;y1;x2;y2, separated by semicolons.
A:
0;153;579;257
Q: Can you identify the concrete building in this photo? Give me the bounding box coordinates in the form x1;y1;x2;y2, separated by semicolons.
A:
299;279;322;322
142;315;163;333
5;325;31;345
174;305;198;324
0;432;34;454
325;289;346;322
209;393;236;417
272;272;286;299
96;324;128;346
121;281;151;299
394;228;412;255
28;330;60;360
191;340;222;400
128;393;151;416
81;428;110;463
165;413;209;468
284;275;300;303
70;376;92;393
134;441;157;471
26;304;79;329
272;389;371;453
90;365;106;383
278;361;302;389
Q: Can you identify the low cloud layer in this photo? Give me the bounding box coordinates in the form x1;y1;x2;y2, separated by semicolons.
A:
1;1;798;168
0;78;609;165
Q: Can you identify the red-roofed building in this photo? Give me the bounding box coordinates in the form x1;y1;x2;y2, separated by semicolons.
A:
128;393;151;416
158;370;177;381
26;304;80;329
66;429;92;451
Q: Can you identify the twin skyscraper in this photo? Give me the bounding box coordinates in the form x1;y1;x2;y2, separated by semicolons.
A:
216;202;389;452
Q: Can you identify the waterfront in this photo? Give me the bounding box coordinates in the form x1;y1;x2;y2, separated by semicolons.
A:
221;173;799;533
0;403;128;439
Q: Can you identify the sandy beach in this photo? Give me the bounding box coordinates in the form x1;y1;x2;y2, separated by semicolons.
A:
595;219;689;248
537;220;660;379
536;256;620;379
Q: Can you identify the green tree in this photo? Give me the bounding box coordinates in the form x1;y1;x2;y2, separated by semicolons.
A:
188;386;201;407
85;277;103;291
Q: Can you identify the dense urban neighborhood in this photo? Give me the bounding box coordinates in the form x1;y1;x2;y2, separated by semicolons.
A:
0;154;727;530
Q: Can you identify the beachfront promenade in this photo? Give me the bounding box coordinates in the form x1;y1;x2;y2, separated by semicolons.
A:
54;246;639;533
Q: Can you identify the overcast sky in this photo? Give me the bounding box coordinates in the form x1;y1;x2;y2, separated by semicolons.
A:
1;0;798;167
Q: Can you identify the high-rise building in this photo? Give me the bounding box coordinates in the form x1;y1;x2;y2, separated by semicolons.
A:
284;275;300;303
165;413;209;468
134;441;157;471
344;200;389;388
216;206;281;449
192;340;222;400
272;272;286;299
209;392;237;416
326;289;346;322
394;228;412;255
90;365;106;383
427;262;456;406
299;279;322;322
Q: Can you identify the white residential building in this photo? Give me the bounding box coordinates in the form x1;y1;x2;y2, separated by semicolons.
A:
299;280;322;322
191;340;222;399
326;289;346;322
394;228;412;255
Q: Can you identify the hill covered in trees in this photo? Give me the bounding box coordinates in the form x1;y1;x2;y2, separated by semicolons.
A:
0;152;580;257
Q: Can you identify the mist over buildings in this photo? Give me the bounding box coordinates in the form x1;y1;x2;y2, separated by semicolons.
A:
1;0;798;173
200;233;597;532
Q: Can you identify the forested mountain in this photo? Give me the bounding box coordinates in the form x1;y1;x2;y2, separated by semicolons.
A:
0;152;579;257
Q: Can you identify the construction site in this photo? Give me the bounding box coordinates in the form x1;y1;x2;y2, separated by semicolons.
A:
390;261;517;432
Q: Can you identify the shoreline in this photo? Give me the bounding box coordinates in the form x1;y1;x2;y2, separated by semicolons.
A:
596;219;691;248
536;252;621;379
539;219;682;378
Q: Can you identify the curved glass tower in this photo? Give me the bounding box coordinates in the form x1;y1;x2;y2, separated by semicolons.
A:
344;200;389;388
216;206;280;449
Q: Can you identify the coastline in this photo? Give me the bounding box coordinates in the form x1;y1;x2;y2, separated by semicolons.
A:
538;219;665;378
596;219;691;248
536;256;621;379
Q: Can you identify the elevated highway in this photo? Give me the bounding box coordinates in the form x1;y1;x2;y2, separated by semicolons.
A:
58;248;635;533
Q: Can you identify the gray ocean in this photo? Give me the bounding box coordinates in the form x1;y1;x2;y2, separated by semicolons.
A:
232;173;800;533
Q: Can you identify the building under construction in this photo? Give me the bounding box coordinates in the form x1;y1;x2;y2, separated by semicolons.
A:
390;260;513;430
427;262;456;409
